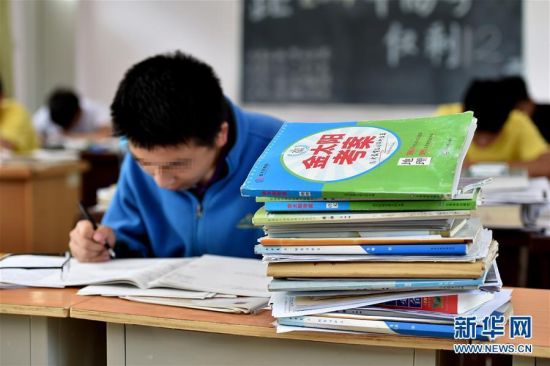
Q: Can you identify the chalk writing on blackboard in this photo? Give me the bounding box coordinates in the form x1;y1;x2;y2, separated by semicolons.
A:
242;0;522;104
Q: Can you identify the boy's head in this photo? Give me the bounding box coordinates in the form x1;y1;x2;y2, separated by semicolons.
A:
500;76;530;103
111;51;225;149
464;79;517;133
111;52;228;191
48;89;81;131
500;76;535;117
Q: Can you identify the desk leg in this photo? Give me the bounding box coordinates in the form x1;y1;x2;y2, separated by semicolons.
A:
107;323;126;366
414;349;437;366
0;314;31;365
0;314;105;366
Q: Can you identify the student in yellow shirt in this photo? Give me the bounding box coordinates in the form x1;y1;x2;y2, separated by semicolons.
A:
0;77;39;152
438;78;550;177
498;76;550;143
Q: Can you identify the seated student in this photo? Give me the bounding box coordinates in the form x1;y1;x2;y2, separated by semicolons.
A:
69;52;282;262
532;104;550;142
499;76;550;143
439;78;550;177
0;77;39;152
33;88;112;147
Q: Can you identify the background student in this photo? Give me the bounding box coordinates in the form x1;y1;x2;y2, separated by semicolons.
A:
69;51;282;262
438;77;550;177
498;76;550;143
0;76;39;153
33;88;112;147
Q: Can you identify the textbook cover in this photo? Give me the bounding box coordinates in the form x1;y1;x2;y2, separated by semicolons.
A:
241;113;476;199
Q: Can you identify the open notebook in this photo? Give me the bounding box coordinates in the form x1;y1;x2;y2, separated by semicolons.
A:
0;255;270;314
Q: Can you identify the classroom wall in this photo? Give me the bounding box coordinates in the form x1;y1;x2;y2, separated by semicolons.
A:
11;0;76;112
11;0;550;121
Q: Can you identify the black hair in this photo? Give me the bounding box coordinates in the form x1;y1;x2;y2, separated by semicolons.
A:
0;76;3;95
48;89;81;130
110;51;225;149
500;76;530;105
463;79;517;133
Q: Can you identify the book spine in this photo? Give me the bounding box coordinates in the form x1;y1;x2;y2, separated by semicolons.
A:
248;189;450;200
255;244;467;255
278;316;488;339
264;200;475;212
265;201;351;212
240;123;289;197
266;262;483;279
253;209;470;226
379;295;458;314
268;277;482;291
259;237;471;246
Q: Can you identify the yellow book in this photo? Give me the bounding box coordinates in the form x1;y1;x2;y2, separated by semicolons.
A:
267;241;497;279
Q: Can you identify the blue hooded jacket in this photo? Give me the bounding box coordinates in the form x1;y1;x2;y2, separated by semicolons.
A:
102;101;282;258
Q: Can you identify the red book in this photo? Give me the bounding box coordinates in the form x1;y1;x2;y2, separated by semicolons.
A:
379;292;494;314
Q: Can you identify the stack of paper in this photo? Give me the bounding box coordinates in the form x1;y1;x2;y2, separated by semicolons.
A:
241;113;512;339
468;164;550;230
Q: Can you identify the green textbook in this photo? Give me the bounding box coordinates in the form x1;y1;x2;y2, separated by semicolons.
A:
241;112;476;200
262;190;479;212
252;206;472;226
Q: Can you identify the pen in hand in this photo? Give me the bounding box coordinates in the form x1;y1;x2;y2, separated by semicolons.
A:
78;202;116;259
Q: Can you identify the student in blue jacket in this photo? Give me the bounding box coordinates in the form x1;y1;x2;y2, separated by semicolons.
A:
69;52;282;261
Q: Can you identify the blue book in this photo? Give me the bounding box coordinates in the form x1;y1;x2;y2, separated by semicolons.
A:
268;277;486;292
263;197;477;212
278;315;489;340
255;243;468;256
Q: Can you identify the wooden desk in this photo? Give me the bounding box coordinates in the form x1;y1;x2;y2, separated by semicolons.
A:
1;287;548;366
0;161;88;253
482;288;550;365
69;288;550;366
0;288;105;365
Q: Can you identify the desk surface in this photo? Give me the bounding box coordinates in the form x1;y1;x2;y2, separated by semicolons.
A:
0;161;88;180
70;296;463;351
1;287;548;357
0;288;85;318
70;287;550;357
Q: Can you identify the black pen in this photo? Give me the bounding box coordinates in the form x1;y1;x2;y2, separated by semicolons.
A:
78;202;116;258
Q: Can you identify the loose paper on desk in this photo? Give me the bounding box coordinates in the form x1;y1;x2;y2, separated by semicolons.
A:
148;255;271;298
122;295;268;314
0;254;68;269
0;269;65;288
0;257;189;289
62;258;189;289
77;284;231;299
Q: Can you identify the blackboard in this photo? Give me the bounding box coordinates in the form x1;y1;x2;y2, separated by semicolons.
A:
242;0;522;104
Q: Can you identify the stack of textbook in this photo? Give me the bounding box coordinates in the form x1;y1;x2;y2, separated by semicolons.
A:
242;112;512;339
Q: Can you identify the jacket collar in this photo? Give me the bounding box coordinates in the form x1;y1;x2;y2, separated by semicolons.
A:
223;98;250;177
